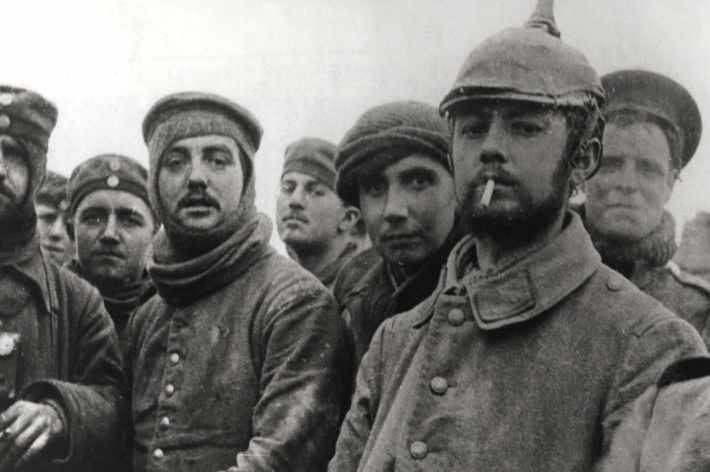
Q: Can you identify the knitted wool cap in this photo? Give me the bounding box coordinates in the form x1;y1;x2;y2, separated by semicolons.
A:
0;85;58;201
35;170;68;209
67;154;154;220
142;91;263;219
602;69;702;169
440;0;603;114
335;100;450;207
282;137;337;189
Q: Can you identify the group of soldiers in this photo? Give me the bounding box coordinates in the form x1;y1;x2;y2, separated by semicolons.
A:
4;0;710;470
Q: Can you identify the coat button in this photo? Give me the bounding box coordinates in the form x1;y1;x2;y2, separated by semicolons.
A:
170;352;180;364
430;376;448;395
165;384;175;396
448;308;465;326
410;441;428;459
607;276;623;291
0;115;10;129
153;448;164;459
160;416;171;427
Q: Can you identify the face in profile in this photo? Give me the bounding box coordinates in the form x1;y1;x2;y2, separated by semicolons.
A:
158;135;244;231
585;120;674;242
277;171;347;252
74;189;155;287
358;153;456;266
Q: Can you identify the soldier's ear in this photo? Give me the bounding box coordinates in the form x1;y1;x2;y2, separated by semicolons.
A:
571;137;601;186
338;206;360;233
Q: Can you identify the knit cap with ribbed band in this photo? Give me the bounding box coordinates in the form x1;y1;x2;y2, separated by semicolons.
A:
335;100;450;207
282;137;336;189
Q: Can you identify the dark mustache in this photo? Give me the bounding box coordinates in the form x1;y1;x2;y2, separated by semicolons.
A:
177;192;220;210
282;213;308;223
471;168;519;188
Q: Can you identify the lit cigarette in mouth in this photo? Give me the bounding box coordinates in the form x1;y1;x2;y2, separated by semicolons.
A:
481;179;495;207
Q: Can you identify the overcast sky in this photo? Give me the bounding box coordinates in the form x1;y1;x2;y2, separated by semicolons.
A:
7;0;710;249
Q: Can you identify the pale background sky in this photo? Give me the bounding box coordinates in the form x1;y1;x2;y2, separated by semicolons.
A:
5;0;709;251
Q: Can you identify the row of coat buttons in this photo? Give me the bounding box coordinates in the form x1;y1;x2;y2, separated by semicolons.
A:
154;351;182;460
409;310;459;462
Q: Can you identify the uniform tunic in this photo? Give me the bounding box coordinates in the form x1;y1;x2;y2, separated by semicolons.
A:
0;236;124;472
127;217;349;472
329;213;706;471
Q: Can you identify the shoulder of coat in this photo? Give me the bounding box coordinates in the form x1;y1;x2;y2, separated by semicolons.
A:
668;261;710;295
658;356;710;388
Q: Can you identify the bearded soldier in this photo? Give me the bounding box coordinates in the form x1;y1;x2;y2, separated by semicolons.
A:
328;1;706;470
0;86;123;471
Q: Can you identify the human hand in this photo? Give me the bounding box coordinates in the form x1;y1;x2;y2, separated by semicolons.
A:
0;400;65;471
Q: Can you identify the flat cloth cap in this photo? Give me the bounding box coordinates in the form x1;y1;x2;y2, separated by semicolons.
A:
0;86;57;152
282;137;337;189
68;153;153;219
602;69;702;169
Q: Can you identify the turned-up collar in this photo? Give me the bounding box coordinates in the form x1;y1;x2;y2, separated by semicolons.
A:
0;235;53;315
412;212;601;330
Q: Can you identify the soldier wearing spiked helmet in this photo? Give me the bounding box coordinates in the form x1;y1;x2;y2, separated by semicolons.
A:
328;2;706;470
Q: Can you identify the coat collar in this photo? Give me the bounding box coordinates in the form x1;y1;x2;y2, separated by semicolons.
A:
412;212;601;330
2;236;53;315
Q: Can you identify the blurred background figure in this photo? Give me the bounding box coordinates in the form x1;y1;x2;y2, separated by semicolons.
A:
673;211;710;292
582;69;710;344
34;170;73;265
277;137;364;288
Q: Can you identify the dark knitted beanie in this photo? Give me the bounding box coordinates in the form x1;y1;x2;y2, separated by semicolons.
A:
335;100;450;207
282;137;336;189
35;170;68;209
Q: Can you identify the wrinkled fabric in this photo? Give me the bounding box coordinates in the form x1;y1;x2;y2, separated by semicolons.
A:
316;241;359;290
599;356;710;471
334;227;458;372
0;235;125;472
66;259;155;346
127;215;350;472
329;212;706;472
581;208;710;348
674;211;710;286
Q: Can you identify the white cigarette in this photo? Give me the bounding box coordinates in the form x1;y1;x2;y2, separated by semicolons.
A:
481;179;495;207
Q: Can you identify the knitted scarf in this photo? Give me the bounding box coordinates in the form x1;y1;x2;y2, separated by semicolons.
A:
148;212;272;307
66;259;155;321
587;210;677;279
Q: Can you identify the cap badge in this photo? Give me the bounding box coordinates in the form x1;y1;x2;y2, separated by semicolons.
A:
0;332;19;357
109;160;121;172
107;175;120;188
0;93;14;106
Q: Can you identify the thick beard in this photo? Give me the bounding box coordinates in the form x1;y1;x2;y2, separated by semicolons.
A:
0;197;36;251
461;159;571;247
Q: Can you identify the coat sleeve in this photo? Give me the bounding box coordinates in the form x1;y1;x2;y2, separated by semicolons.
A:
21;283;126;471
232;279;351;472
327;320;386;472
595;316;708;471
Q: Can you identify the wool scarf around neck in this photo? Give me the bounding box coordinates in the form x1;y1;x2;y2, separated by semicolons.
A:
589;210;677;278
149;212;272;307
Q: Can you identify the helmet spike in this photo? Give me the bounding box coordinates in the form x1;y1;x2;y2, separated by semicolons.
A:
525;0;561;38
